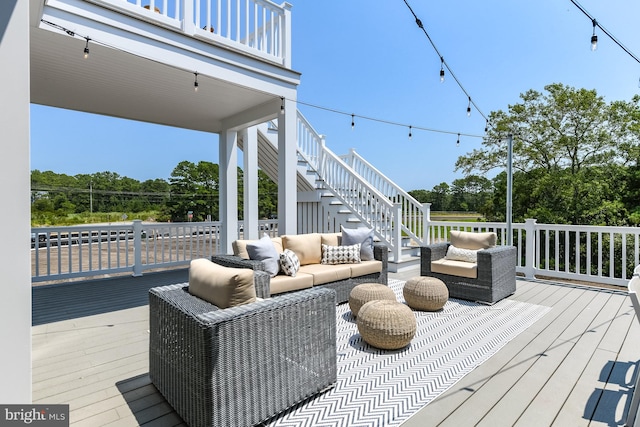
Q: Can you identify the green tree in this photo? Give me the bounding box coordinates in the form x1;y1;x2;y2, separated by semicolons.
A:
456;83;640;225
430;182;451;211
167;161;219;221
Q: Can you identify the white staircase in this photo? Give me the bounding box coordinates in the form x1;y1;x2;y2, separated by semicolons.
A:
242;110;430;271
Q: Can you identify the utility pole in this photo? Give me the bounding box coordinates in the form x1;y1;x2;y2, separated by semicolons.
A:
90;179;93;214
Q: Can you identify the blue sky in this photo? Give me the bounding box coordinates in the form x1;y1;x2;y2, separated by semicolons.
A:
30;0;640;191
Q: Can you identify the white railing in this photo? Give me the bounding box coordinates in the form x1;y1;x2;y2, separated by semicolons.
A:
99;0;291;66
429;218;640;287
31;220;278;282
341;149;430;245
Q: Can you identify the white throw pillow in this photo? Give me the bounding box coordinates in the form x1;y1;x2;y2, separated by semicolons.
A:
279;249;300;276
321;243;361;265
445;244;479;263
246;233;280;277
341;226;375;261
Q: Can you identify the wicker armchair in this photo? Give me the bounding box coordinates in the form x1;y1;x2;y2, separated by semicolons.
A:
420;243;517;303
149;274;337;427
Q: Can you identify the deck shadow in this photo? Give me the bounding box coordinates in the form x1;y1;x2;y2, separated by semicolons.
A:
116;373;187;426
32;268;189;325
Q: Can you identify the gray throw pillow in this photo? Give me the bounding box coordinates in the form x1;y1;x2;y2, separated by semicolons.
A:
341;226;374;261
246;233;280;277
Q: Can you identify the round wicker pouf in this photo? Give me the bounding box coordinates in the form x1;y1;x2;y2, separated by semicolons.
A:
356;300;416;350
403;276;449;311
349;283;397;317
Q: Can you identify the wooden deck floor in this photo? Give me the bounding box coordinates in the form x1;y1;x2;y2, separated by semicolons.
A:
32;267;640;426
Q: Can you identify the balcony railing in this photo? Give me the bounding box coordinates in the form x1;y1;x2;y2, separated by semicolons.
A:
97;0;291;66
32;218;640;287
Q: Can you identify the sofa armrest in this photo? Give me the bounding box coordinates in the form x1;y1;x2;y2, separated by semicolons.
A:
149;285;337;427
420;243;449;275
211;254;271;298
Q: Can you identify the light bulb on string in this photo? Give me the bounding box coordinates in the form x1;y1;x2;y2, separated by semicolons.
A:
83;37;90;59
194;72;199;92
351;114;355;130
591;19;598;51
280;97;285;115
466;97;471;117
456;133;460;146
409;126;412;140
439;57;445;83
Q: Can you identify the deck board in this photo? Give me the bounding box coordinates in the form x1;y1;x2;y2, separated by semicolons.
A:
32;268;640;426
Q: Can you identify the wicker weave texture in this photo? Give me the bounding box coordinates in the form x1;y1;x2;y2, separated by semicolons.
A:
348;282;397;317
420;244;517;304
403;276;448;311
149;284;337;427
212;243;389;304
356;300;416;350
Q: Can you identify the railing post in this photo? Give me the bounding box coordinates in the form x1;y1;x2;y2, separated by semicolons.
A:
318;135;326;178
281;3;292;68
422;202;431;245
132;220;143;277
182;0;195;35
393;203;403;263
524;218;536;279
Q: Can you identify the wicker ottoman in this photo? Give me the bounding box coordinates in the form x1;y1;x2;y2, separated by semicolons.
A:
403;276;449;311
356;300;416;350
349;283;397;317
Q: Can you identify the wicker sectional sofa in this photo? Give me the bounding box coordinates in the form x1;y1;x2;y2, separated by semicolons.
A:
212;231;389;304
149;268;338;427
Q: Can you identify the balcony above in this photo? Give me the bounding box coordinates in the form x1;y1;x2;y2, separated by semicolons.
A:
29;0;300;133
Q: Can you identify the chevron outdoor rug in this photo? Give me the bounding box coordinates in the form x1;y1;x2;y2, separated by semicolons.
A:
266;279;550;427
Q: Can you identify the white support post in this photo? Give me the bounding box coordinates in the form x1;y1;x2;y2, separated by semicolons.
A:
393;203;403;263
132;220;143;276
524;218;537;279
506;133;513;246
277;97;297;235
243;126;259;240
0;0;32;403
422;202;431;245
220;130;239;253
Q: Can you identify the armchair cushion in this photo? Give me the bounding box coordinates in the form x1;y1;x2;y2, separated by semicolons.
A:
450;230;496;250
188;258;256;309
431;258;478;279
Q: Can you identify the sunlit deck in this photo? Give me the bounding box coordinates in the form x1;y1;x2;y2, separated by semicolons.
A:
32;267;640;426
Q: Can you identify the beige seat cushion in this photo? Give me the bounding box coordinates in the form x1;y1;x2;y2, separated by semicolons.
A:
188;258;256;308
431;258;478;279
450;231;496;250
270;273;314;295
282;233;322;265
350;260;383;277
298;263;351;285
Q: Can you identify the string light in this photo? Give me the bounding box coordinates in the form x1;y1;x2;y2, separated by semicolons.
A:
83;37;90;59
590;19;598;51
439;57;445;83
40;18;486;142
351;114;355;130
466;97;471;117
456;133;460;146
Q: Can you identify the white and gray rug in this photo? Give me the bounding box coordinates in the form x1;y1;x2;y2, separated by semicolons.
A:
267;279;551;427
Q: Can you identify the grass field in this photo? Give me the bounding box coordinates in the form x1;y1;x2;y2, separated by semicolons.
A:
430;211;484;222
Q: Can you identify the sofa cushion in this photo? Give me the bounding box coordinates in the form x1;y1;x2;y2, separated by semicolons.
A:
282;233;322;265
321;243;361;265
246;233;280;277
350;260;383;277
188;258;256;308
450;231;496;250
298;263;352;285
445;245;479;263
279;249;300;277
269;273;314;295
321;232;342;247
341;226;375;261
431;258;478;279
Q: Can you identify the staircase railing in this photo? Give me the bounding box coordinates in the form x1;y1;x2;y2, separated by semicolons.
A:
295;112;403;260
340;149;430;245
